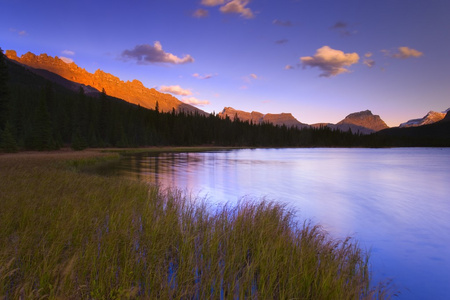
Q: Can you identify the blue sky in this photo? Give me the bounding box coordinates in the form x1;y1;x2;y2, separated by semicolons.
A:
2;0;449;126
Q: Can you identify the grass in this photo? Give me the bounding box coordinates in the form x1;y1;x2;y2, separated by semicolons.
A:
0;150;391;299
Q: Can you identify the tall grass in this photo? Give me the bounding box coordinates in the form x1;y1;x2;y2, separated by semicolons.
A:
0;151;390;299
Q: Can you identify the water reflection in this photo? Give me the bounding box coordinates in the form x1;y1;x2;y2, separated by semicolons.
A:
99;148;450;299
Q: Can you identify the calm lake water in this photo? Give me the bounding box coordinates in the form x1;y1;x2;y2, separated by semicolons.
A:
100;148;450;299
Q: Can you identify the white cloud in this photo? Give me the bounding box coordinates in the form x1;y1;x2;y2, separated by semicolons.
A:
122;42;194;65
220;0;254;18
363;59;375;68
201;0;225;6
193;8;209;18
391;47;423;59
273;19;293;27
193;73;215;79
329;21;356;36
62;50;75;56
159;85;192;96
300;46;359;77
363;52;375;67
200;0;254;19
285;65;294;70
181;97;210;106
9;28;27;36
242;73;259;83
60;57;74;64
275;39;289;45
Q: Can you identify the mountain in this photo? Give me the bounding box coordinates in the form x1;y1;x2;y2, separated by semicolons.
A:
399;109;449;128
311;110;389;134
5;50;204;114
218;107;308;128
337;110;389;132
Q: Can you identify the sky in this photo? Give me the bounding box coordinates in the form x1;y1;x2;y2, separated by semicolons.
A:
2;0;450;126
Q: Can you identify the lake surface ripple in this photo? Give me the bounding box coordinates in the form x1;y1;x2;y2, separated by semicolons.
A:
100;148;450;299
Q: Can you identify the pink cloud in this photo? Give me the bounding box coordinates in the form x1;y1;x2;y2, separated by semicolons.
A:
300;46;359;77
122;42;194;65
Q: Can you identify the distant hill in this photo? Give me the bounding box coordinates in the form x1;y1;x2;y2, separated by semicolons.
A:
218;107;309;128
5;50;205;115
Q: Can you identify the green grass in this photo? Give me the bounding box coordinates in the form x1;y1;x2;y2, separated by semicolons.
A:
0;151;391;299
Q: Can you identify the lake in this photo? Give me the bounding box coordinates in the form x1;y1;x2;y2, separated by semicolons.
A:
99;148;450;299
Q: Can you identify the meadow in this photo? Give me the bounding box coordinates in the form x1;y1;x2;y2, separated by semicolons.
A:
0;149;390;299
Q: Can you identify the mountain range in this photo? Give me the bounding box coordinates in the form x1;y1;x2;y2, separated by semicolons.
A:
218;107;309;129
5;50;204;115
4;50;448;135
219;107;388;134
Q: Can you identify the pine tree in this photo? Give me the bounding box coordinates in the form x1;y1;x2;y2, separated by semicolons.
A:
71;127;88;151
0;121;18;152
0;47;10;130
27;88;55;150
98;88;110;145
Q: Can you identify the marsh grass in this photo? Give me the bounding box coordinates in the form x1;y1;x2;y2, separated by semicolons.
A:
0;151;390;299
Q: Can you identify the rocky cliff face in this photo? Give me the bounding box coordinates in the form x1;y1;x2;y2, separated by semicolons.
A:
218;107;308;128
400;110;448;128
5;50;204;114
336;110;388;133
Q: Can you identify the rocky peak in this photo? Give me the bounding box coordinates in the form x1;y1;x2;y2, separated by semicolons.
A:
5;50;18;60
344;109;374;119
337;110;388;132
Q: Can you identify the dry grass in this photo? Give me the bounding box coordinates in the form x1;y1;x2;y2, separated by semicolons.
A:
0;150;390;299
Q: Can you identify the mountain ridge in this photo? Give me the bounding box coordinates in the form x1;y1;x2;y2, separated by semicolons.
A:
5;50;205;114
218;107;390;134
399;109;449;128
218;107;309;128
